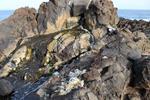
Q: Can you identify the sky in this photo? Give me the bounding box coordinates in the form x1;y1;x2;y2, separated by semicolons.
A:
0;0;150;10
113;0;150;10
0;0;49;10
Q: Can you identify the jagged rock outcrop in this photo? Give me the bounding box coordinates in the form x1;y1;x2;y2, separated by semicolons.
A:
125;56;150;100
0;0;119;78
118;17;150;38
120;29;150;55
37;0;71;33
133;56;150;89
37;0;119;33
0;7;38;63
33;27;145;100
83;0;119;30
0;0;150;100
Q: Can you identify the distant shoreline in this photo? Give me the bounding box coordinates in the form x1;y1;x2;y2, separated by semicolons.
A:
0;9;150;21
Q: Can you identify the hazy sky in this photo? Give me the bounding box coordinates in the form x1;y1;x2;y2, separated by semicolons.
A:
0;0;150;10
0;0;49;10
113;0;150;10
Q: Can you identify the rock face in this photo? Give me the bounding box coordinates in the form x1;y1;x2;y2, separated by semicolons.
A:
125;56;150;100
0;79;13;96
0;7;38;63
0;0;150;100
37;0;70;33
132;56;150;89
83;0;119;30
37;0;119;33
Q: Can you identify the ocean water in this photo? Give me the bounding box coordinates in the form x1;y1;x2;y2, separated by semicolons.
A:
0;10;150;21
118;9;150;21
0;10;14;21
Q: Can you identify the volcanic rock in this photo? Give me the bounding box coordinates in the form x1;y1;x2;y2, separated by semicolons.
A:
124;56;150;100
70;0;92;16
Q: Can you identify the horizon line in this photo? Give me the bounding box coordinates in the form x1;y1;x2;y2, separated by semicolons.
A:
0;8;150;11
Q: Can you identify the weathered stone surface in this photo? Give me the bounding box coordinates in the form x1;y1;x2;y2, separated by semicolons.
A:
83;0;119;30
118;17;150;38
0;7;37;63
0;0;150;100
37;0;70;34
132;56;150;89
27;28;137;100
120;29;150;55
0;62;15;77
0;79;13;96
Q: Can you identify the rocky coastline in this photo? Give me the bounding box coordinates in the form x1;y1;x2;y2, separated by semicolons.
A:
0;0;150;100
118;17;150;38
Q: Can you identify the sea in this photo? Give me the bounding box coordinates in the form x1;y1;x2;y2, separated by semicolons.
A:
0;9;150;21
118;9;150;21
0;10;14;21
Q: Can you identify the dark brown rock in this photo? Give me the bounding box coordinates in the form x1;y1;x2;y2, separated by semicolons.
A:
83;0;119;30
0;7;38;38
0;0;149;100
37;0;70;33
0;7;38;62
118;18;150;38
125;56;150;100
132;56;150;89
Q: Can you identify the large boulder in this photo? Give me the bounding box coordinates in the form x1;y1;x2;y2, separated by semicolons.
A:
37;0;71;33
125;56;150;100
83;0;119;30
30;28;134;100
132;56;150;89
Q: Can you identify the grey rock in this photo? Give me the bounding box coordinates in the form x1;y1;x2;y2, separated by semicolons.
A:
37;0;70;33
128;49;142;60
133;56;150;88
0;0;149;100
0;79;13;96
